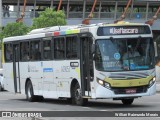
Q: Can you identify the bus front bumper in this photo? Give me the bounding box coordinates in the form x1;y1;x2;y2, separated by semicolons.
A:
95;82;156;99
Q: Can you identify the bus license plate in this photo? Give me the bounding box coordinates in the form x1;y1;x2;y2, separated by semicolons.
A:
125;89;136;94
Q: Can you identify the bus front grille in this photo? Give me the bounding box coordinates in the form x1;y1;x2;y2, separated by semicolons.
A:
112;86;148;94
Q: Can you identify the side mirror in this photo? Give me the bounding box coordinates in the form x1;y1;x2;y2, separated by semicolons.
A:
91;44;96;54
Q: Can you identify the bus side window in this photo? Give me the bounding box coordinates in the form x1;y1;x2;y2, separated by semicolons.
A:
4;43;13;62
20;42;30;61
66;36;78;59
30;40;41;61
54;37;65;59
43;39;51;60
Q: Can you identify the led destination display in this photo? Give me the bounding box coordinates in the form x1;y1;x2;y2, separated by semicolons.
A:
97;26;151;36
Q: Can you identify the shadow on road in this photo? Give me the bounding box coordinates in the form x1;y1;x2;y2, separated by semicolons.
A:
11;97;152;109
86;100;151;109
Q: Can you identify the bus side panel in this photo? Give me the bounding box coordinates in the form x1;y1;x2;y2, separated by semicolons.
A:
28;61;43;96
19;62;29;94
54;60;80;98
42;61;57;98
3;63;15;92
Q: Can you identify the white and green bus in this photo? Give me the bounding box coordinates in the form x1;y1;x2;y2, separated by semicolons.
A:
3;22;156;105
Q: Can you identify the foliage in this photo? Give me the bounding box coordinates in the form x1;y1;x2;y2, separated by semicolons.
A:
0;8;67;49
31;8;67;29
0;22;29;40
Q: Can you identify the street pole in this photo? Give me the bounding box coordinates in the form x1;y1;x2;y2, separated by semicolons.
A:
82;0;86;19
17;0;20;18
33;0;37;18
67;0;70;19
50;0;54;8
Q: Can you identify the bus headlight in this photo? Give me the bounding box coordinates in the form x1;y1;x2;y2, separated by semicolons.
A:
97;79;104;85
148;77;156;88
97;78;111;89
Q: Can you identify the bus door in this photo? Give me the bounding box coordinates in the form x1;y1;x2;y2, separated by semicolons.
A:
79;34;94;97
13;43;21;93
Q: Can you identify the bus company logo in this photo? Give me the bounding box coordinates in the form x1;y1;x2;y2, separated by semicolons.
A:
110;28;139;34
1;112;42;118
28;65;39;72
61;66;70;72
2;112;11;117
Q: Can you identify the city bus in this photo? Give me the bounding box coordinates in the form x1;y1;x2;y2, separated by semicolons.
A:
3;21;156;105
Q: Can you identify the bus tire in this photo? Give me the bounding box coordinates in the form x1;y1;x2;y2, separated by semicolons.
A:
26;81;35;102
72;83;88;106
121;98;134;105
66;98;72;104
35;96;44;102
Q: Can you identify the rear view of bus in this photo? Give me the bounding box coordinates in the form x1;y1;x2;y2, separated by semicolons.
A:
93;22;156;105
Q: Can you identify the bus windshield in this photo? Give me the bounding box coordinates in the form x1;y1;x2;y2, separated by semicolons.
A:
95;38;155;72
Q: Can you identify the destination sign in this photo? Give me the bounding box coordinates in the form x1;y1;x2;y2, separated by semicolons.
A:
110;28;138;34
97;26;151;36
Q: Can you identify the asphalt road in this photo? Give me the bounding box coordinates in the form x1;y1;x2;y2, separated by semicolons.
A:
0;91;160;120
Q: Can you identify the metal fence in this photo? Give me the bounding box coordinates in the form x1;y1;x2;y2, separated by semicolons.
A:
1;11;160;20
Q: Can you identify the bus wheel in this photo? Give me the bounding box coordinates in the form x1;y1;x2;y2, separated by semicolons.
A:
72;83;88;106
26;81;35;102
121;98;134;105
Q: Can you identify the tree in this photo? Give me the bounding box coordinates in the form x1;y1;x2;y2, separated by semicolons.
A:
0;22;29;49
0;22;29;40
31;8;67;29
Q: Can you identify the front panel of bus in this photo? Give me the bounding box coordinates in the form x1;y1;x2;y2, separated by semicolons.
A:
92;25;156;98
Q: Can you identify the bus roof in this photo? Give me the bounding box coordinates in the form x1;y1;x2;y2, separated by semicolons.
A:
3;21;149;42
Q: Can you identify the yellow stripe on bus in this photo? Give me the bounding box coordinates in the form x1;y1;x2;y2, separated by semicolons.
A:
75;68;80;78
104;76;153;87
1;42;5;63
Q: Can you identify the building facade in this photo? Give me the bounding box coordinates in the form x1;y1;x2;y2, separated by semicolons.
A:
1;0;160;29
1;0;160;53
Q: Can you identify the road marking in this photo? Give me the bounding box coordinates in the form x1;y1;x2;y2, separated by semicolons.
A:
99;110;108;111
65;105;71;106
82;107;91;109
